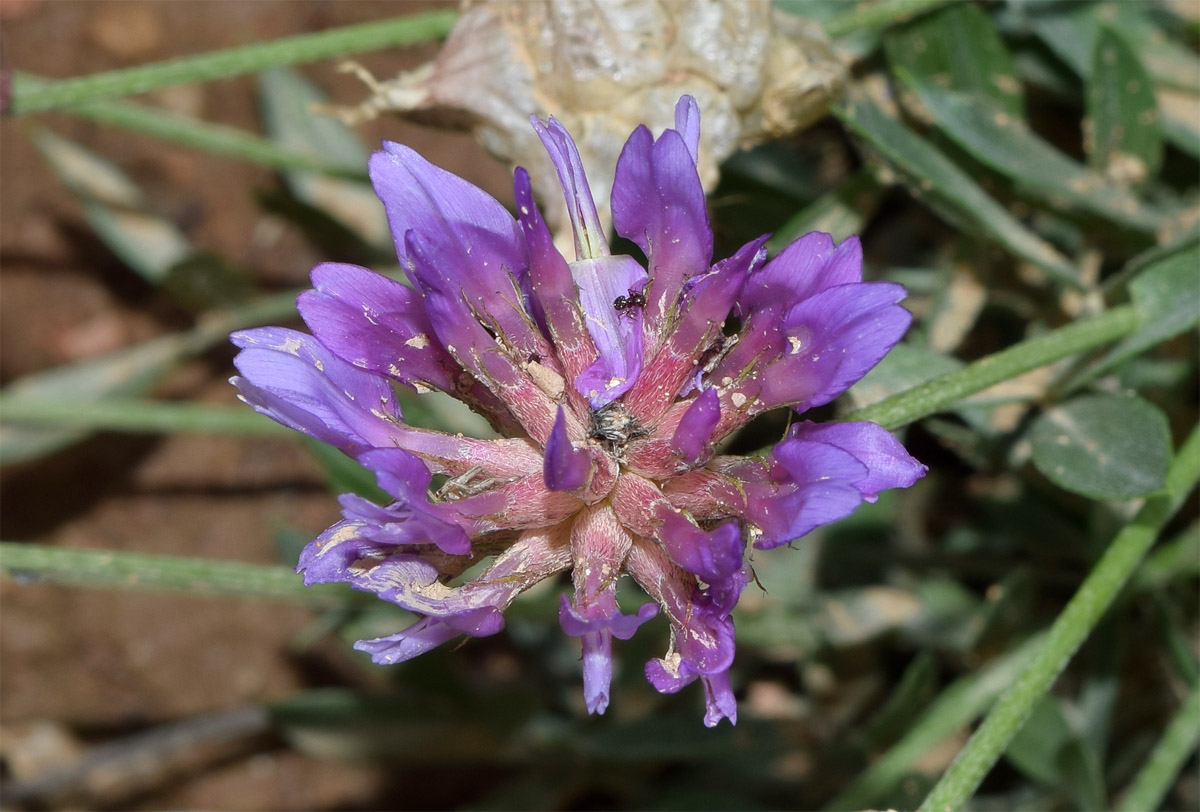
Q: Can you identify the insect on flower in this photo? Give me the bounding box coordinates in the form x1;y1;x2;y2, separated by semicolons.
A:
613;288;647;316
230;96;926;726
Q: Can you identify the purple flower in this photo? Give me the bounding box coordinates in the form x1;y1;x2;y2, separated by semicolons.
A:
231;96;925;727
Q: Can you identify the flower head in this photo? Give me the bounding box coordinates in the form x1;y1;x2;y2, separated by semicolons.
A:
232;96;925;726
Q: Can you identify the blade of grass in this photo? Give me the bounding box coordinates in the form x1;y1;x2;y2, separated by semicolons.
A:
1117;684;1200;812
0;542;364;606
17;74;367;180
834;92;1082;287
0;289;301;463
824;633;1046;811
7;9;457;115
0;398;287;436
842;305;1138;431
918;423;1200;812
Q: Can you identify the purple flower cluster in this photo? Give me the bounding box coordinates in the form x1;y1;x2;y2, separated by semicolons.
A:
232;97;925;726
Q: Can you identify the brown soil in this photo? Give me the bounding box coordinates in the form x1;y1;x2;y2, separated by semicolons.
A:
0;2;513;808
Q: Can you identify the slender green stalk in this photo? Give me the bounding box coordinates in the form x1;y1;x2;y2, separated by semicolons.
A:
918;424;1200;812
1117;683;1200;812
824;0;959;39
0;542;362;606
844;305;1139;431
824;633;1046;811
0;398;287;436
8;10;456;115
17;75;367;180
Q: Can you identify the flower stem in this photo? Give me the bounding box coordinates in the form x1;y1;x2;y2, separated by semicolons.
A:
1117;682;1200;812
0;542;362;606
844;305;1139;431
823;633;1045;811
7;9;457;115
0;398;287;435
17;74;367;180
917;423;1200;812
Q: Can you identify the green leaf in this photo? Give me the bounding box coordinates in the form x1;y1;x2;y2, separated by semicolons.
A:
0;331;209;464
1005;695;1072;785
1027;1;1200;156
833;92;1081;287
1030;394;1171;500
30;128;192;284
257;67;388;246
1072;238;1200;392
0;290;301;463
1086;28;1163;186
1122;244;1200;359
899;78;1162;232
1028;2;1200;94
884;1;1024;117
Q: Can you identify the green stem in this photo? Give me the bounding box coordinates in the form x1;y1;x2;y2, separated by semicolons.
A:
918;423;1200;812
17;74;367;180
824;633;1046;811
844;305;1139;431
7;10;457;115
0;542;362;606
0;398;287;435
1117;682;1200;812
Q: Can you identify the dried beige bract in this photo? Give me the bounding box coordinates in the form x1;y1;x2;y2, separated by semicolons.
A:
336;0;846;236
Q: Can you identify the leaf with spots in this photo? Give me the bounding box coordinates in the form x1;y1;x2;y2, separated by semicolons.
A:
1030;394;1170;501
897;76;1163;233
1086;27;1163;188
884;1;1024;117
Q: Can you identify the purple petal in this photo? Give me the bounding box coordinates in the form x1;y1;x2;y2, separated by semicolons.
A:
611;124;712;333
230;327;403;456
558;595;658;638
674;95;701;165
700;671;738;728
739;232;863;316
372;141;524;274
354;617;463;665
544;406;591;491
559;596;658;715
670;387;721;465
298;262;455;393
624;236;765;421
354;607;506;665
654;508;748;617
789;421;927;499
296;519;383;586
572;254;648;407
370;144;542;360
531;115;609;260
762;282;912;412
351;448;471;555
747;440;869;549
656;509;742;583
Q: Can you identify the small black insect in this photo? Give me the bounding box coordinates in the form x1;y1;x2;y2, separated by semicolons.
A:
612;288;647;315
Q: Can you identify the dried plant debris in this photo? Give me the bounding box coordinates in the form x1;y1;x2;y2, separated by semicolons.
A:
334;0;846;235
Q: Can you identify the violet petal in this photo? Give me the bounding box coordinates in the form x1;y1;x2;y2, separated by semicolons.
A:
544;406;592;491
531;115;609;260
670;387;721;465
231;327;402;456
